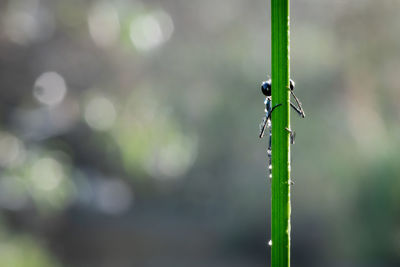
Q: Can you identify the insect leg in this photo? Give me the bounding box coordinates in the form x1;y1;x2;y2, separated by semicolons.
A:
290;102;305;118
259;117;268;138
268;126;272;180
285;127;296;145
266;103;282;121
290;91;305;118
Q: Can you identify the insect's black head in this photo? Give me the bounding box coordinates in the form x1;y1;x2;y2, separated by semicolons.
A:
261;79;272;96
290;79;295;91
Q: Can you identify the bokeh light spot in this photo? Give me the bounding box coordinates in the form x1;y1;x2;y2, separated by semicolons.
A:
0;133;25;168
130;14;165;51
84;96;117;131
145;136;198;179
154;10;174;43
33;72;67;106
88;2;120;48
3;0;55;45
31;157;64;191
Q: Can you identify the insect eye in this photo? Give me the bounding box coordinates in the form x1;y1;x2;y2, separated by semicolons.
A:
261;81;271;96
290;79;295;91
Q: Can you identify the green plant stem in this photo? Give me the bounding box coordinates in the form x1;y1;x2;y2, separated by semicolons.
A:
270;0;291;266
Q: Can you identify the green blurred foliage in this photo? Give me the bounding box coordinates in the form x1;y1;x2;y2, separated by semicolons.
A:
0;222;60;267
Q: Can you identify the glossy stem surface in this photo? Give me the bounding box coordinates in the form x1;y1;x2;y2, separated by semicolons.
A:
270;0;291;266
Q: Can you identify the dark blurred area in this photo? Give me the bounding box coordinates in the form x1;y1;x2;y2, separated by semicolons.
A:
0;0;399;266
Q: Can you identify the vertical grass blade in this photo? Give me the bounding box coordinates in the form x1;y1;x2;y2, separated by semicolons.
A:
270;0;291;266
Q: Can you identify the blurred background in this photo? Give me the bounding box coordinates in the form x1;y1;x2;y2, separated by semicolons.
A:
0;0;399;266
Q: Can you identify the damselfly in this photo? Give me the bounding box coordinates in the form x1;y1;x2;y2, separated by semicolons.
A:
259;78;305;180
